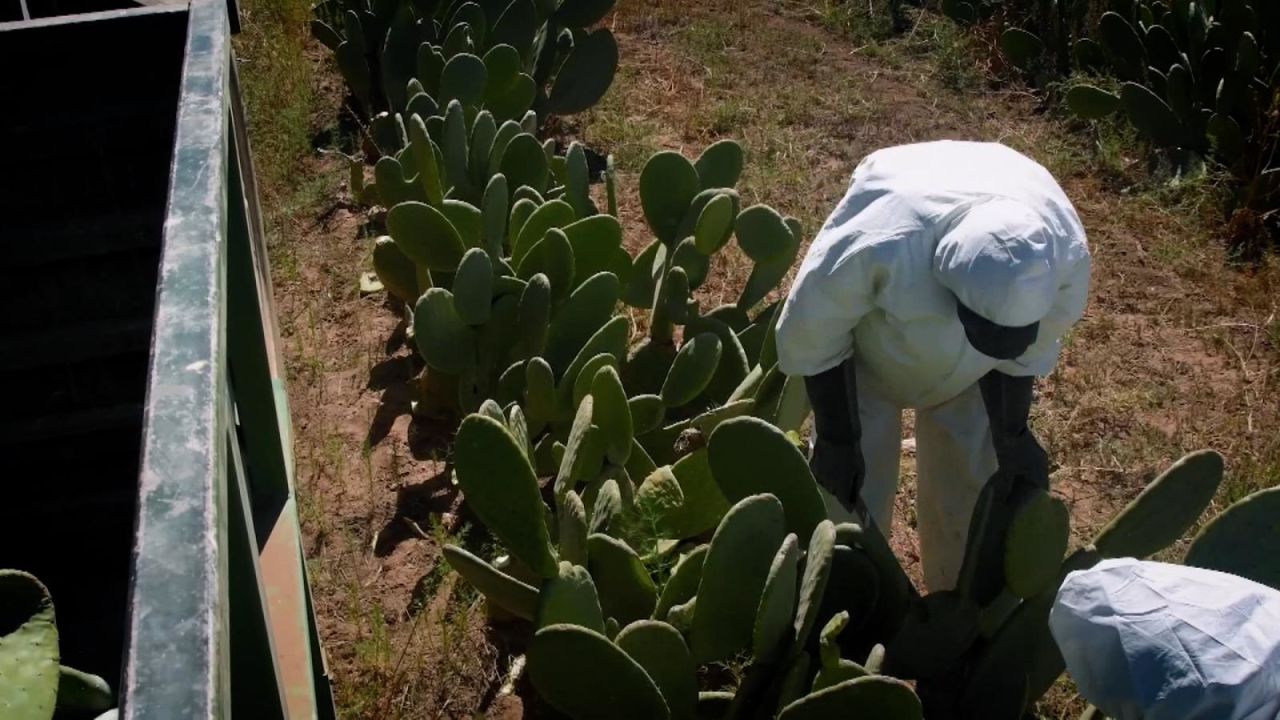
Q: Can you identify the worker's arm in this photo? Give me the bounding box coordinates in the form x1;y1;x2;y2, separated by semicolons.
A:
805;361;865;511
978;370;1048;490
778;231;890;512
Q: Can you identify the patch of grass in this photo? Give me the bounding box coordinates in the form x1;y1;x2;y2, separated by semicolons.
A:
814;0;897;44
234;0;316;202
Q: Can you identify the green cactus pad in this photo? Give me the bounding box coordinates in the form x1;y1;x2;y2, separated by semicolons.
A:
636;465;687;532
1066;84;1121;119
513;199;575;267
569;354;617;407
482;44;535;121
959;589;1052;718
692;193;737;256
55;665;113;713
454;414;557;578
564;217;627;287
592;366;634;464
735;205;794;263
628;394;666;436
371;236;418;304
691;494;787;663
1120;82;1183;147
641;151;701;245
545;271;622;373
442;545;539;620
654;545;708;619
624;240;663;309
707;416;827;539
413;289;477;374
694;139;744;190
537;562;606;633
564;142;594;218
453;248;494;325
1185;486;1280;589
616;620;698;720
501;133;551;197
561;315;631;388
1206;114;1245;161
587;534;659;624
0;570;59;720
1004;490;1070;599
1000;27;1044;69
672;237;711;289
884;590;979;680
558;490;590;566
738;230;799;310
590;478;623;534
516;229;576;305
661;333;723;408
406;115;445;205
387;201;467;272
1093;450;1223;559
525;356;556;431
546;29;620;116
556;396;599;498
794;521;837;652
528;624;670;720
1097;12;1145;79
813;612;869;691
778;676;922;720
441;199;483;250
754;533;801;662
663;450;732;539
439;53;488;110
515;274;551;360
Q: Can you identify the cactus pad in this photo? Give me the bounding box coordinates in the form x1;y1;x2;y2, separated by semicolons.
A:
1065;84;1121;119
1003;490;1070;599
693;193;736;255
528;624;670;720
654;545;708;620
793;521;836;651
453;248;494;325
694;139;744;190
707;417;827;539
516;228;576;305
778;676;922;720
371;236;418;304
616;620;698;720
413;289;477;374
1093;450;1223;559
661;333;722;408
884;591;979;680
545;29;620;116
628;394;666;435
753;533;800;662
387;201;467;272
1185;486;1280;589
640;151;701;245
735;205;794;263
0;570;59;720
587;534;658;624
559;490;589;566
536;562;606;633
453;414;557;578
661;450;732;539
442;544;539;620
691;494;787;663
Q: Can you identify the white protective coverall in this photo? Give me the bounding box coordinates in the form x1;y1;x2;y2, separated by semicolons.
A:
776;141;1091;590
1051;559;1280;720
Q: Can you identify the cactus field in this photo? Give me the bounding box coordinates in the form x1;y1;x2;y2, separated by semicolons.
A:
227;0;1280;717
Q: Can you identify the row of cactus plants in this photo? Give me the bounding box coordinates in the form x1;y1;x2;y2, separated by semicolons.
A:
0;571;117;720
312;0;617;129
443;372;1277;718
942;0;1279;243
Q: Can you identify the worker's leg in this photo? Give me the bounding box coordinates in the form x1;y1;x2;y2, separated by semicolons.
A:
915;382;998;591
853;361;903;532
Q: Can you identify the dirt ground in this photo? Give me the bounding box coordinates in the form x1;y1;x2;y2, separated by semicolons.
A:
263;0;1280;717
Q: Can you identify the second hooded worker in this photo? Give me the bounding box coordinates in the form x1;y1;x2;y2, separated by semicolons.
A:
775;140;1092;591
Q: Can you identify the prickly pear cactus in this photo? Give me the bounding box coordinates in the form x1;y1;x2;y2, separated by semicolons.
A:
1092;450;1223;559
1185;486;1280;589
527;624;671;720
0;570;59;720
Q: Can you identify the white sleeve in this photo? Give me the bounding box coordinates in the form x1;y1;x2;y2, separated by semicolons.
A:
775;234;883;377
998;244;1091;377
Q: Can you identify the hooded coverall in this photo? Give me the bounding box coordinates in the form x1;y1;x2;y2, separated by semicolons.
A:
775;140;1091;590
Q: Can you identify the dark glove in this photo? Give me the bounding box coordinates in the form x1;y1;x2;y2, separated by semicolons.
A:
978;369;1049;491
804;361;865;509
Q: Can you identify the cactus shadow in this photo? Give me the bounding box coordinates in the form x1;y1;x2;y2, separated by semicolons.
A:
373;465;456;558
365;357;417;448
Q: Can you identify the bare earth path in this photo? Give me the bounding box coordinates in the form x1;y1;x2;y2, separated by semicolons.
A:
266;0;1279;716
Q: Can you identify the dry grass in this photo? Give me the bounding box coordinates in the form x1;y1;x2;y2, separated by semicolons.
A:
238;0;1280;716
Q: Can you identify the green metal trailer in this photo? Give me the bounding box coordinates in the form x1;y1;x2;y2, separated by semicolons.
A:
0;1;335;717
